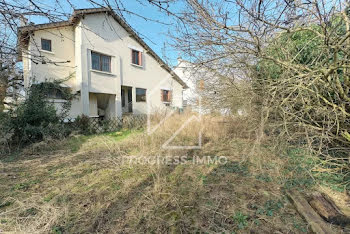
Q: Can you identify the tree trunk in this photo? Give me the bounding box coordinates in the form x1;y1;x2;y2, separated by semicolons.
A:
309;192;350;226
0;76;7;112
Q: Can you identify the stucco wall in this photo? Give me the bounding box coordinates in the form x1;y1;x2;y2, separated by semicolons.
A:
174;60;198;106
22;12;184;118
89;93;98;117
51;96;81;119
24;26;76;90
80;13;183;115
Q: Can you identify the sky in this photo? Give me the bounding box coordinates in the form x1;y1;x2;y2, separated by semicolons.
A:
25;0;184;67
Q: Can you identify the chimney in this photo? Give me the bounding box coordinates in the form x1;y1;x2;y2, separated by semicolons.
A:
19;15;28;27
177;57;183;65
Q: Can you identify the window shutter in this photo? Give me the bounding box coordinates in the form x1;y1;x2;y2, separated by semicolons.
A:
168;91;172;102
139;52;142;66
199;80;204;90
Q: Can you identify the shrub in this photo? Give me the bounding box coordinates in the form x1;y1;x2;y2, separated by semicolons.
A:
74;115;94;135
10;81;74;144
255;18;350;185
0;112;13;153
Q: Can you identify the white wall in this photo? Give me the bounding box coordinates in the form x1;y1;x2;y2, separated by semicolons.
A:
22;12;184;118
174;60;198;107
80;13;183;115
51;97;81;119
89;93;98;117
23;26;76;90
22;26;83;118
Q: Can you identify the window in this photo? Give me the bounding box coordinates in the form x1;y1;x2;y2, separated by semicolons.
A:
131;49;142;66
41;38;52;51
161;89;172;102
91;51;111;72
47;87;67;99
32;84;68;99
136;88;146;102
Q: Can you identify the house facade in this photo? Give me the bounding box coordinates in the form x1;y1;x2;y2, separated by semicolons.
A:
18;8;187;119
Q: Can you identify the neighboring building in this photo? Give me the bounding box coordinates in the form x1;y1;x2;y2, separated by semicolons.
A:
17;8;187;119
174;59;233;116
173;59;197;109
174;59;211;114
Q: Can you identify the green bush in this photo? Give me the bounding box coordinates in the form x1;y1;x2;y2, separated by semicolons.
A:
10;81;73;144
74;115;95;135
0;112;13;153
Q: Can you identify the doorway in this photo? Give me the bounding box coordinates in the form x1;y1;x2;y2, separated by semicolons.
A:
121;86;133;114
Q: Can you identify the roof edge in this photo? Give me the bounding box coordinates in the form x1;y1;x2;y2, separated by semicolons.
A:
17;7;188;88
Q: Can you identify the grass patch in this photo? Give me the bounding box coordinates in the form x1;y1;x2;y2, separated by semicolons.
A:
256;173;273;182
106;129;141;140
0;114;319;233
0;201;13;209
1;150;21;162
222;161;250;176
67;135;91;153
11;179;40;191
280;147;347;191
315;172;347;192
19;207;39;217
232;211;249;229
249;198;285;217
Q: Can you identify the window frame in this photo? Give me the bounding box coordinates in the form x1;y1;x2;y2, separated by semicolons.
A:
136;88;147;102
131;49;142;66
41;38;52;52
91;51;112;73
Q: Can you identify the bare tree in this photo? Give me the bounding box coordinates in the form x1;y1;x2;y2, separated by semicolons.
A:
158;0;350;172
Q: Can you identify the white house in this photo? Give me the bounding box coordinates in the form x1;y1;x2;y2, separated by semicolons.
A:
174;59;233;116
18;8;187;119
173;59;210;114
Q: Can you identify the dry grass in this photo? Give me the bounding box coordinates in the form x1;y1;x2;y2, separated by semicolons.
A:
0;112;338;233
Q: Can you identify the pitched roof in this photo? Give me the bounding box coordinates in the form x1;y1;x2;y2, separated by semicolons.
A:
18;7;188;88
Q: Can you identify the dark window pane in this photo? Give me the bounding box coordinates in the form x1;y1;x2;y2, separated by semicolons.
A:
121;89;125;107
91;52;100;70
41;39;51;51
91;52;111;72
101;55;111;72
47;88;57;99
136;88;146;102
47;87;68;99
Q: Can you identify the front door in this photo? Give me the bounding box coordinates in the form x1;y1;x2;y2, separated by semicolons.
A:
127;87;133;113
